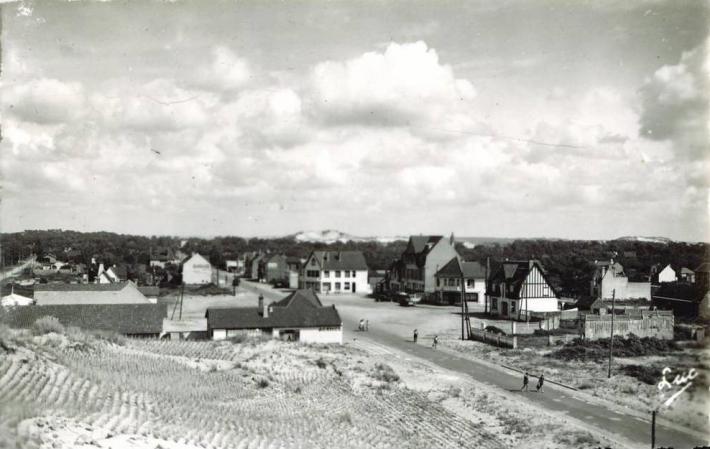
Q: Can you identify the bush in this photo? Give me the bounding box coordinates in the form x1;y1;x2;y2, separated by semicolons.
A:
547;334;678;361
315;358;327;369
485;325;506;335
372;363;400;383
621;365;663;385
32;316;65;336
256;378;269;389
89;330;127;346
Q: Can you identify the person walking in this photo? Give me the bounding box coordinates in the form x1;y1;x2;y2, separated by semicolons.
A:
521;372;529;392
413;329;418;343
358;319;364;331
536;373;545;393
432;335;438;350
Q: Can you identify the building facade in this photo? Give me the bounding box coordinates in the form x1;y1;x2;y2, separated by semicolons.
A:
486;260;559;319
392;235;460;294
300;251;370;294
433;258;486;304
657;264;678;283
591;260;651;301
182;253;213;285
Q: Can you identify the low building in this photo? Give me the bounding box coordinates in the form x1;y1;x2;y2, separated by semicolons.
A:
300;251;370;294
581;310;674;340
679;268;695;283
205;289;342;343
34;281;152;306
3;303;166;337
590;297;651;314
182;253;213;285
486;260;559;319
433;258;486;305
262;254;289;285
591;259;651;301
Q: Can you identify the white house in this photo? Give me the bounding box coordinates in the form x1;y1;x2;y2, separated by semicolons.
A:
433;257;487;304
300;251;370;294
658;264;678;283
486;260;559;319
591;260;651;301
182;253;213;285
205;289;342;344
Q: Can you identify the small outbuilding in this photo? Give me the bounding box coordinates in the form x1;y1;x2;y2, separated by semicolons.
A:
205;289;342;344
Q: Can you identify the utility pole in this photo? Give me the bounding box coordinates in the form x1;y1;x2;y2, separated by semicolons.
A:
461;264;465;341
607;289;616;378
651;410;656;449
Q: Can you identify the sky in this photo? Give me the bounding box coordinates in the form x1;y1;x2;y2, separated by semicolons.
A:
0;0;708;241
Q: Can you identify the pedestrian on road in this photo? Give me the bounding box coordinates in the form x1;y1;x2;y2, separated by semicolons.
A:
413;329;418;343
520;372;529;392
536;373;545;393
359;319;365;331
432;335;438;350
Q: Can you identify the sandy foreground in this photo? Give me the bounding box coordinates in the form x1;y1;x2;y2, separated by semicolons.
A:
0;325;623;449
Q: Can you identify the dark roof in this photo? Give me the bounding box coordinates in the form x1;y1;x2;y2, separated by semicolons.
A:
310;251;368;271
205;289;341;330
435;258;486;279
695;263;710;273
34;282;130;292
488;260;557;299
137;286;160;297
2;303;166;334
409;235;443;254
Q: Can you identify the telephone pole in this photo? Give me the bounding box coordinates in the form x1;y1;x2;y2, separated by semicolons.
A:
607;289;616;378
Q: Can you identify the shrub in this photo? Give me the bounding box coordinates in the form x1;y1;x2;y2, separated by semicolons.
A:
256;378;269;389
0;324;16;353
372;363;400;383
32;316;65;336
90;330;127;346
547;334;678;361
485;325;506;335
315;358;327;369
621;365;663;385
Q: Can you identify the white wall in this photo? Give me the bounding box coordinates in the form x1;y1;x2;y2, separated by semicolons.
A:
298;327;343;344
658;266;677;283
183;255;213;285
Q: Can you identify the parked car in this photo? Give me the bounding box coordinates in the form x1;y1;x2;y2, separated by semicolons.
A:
395;292;414;307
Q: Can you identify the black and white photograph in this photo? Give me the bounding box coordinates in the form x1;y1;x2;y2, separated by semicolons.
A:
0;1;708;448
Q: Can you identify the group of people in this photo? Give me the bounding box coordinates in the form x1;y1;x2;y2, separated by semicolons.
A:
520;371;545;392
358;319;369;331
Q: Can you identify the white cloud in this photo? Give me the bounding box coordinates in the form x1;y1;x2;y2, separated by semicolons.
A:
638;42;709;159
310;41;477;126
192;46;252;93
2;78;86;124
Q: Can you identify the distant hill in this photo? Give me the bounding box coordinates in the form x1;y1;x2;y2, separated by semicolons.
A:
289;230;407;244
615;236;673;244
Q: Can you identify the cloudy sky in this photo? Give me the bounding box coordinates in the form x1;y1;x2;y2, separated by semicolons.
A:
1;1;708;241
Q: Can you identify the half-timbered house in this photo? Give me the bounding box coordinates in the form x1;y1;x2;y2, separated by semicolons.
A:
485;260;559;319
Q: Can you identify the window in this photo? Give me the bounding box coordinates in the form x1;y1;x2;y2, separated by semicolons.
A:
509;285;514;293
336;270;341;277
511;301;516;313
335;282;341;291
322;283;330;291
311;259;316;266
352;271;356;277
344;271;349;278
344;282;350;290
543;285;550;297
492;298;498;309
467;279;474;287
324;270;330;278
437;278;440;287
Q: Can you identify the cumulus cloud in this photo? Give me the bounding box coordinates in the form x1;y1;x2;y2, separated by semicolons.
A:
192;46;252;93
2;78;86;124
638;43;709;159
310;41;477;126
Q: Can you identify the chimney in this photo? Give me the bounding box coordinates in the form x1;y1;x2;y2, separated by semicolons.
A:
450;232;455;245
264;303;270;318
258;294;264;315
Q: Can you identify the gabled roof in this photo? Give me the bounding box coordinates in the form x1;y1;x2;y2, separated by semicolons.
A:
409;235;443;254
3;303;167;334
184;253;211;266
488;260;557;299
681;267;694;275
309;251;368;271
653;282;709;304
137;286;160;297
435;258;486;279
695;262;710;273
205;289;340;330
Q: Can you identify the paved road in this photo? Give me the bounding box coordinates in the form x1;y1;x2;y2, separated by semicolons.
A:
242;282;707;449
